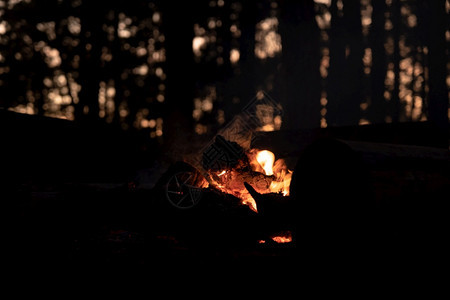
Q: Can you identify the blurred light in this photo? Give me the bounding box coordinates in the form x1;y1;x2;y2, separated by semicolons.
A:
255;17;282;59
208;19;216;29
141;119;149;128
43;46;61;68
316;12;331;30
0;21;7;35
119;108;128;118
36;21;56;40
195;124;208;135
359;119;370;125
193;36;207;57
314;0;331;5
320;52;329;78
363;48;372;75
136;46;147;57
385;20;393;31
67;16;81;35
152;12;161;23
230;49;240;64
217;110;225;125
361;0;372;36
202;98;213;112
133;64;149;76
106;87;115;98
155;67;163;77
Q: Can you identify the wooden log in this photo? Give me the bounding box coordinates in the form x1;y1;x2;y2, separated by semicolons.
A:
244;182;295;235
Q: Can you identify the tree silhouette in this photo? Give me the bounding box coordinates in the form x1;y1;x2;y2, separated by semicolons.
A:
368;0;387;124
279;0;321;129
327;0;364;127
0;0;447;145
426;0;448;129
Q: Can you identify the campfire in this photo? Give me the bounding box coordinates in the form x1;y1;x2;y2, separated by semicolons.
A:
163;86;298;246
198;135;294;244
207;147;292;213
162;133;295;245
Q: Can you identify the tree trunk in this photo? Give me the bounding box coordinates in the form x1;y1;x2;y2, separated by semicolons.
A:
327;0;364;126
76;1;105;124
327;0;346;127
368;0;387;124
391;0;401;122
279;0;321;130
160;1;196;149
342;0;364;125
238;0;258;103
427;0;449;129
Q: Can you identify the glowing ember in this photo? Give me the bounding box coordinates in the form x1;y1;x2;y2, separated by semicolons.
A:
271;231;292;243
258;231;293;244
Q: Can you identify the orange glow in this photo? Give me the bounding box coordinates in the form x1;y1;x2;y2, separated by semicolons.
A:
208;149;292;212
256;150;275;176
271;232;292;244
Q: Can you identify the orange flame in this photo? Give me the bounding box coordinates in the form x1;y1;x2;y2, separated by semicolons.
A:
271;231;292;243
208;149;292;212
256;150;292;197
256;150;275;176
217;170;226;176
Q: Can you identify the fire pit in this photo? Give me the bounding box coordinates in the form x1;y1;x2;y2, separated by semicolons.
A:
158;134;295;246
164;135;292;211
155;93;296;246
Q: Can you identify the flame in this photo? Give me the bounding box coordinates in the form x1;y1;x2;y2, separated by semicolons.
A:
256;150;275;176
217;170;226;176
255;149;292;197
208;149;292;213
258;231;293;244
271;231;293;243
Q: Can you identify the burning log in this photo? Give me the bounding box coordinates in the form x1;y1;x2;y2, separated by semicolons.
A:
244;183;293;222
200;135;292;212
244;182;295;239
157;135;296;246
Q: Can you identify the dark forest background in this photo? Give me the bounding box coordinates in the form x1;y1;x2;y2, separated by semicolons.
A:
0;0;448;165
